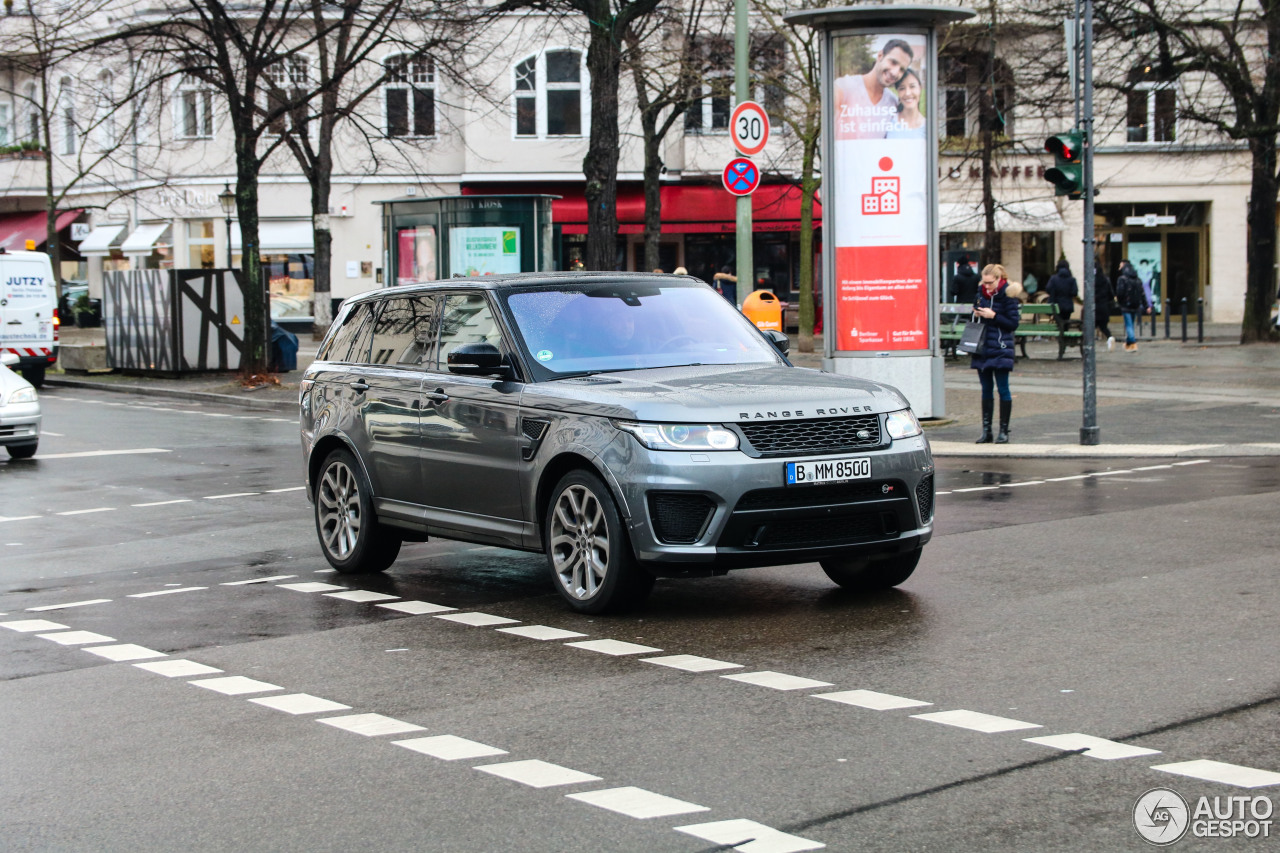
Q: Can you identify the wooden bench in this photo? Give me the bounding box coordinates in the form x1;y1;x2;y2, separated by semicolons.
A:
937;302;1083;360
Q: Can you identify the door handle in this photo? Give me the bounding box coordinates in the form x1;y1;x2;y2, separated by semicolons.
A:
349;379;369;392
423;389;449;404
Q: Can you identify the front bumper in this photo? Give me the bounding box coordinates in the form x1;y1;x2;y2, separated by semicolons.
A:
0;401;41;446
609;433;934;572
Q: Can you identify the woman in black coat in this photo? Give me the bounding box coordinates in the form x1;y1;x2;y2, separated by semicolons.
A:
1044;258;1078;332
1093;259;1115;348
971;263;1021;443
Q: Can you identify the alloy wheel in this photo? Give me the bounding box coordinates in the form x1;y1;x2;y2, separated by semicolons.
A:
549;483;610;600
318;460;361;560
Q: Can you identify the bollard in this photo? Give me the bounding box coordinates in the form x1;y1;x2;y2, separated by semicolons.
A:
1197;297;1204;342
1181;297;1188;342
1164;299;1171;338
1150;300;1157;336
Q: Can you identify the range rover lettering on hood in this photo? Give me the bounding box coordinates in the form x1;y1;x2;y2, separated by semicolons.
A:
738;405;875;420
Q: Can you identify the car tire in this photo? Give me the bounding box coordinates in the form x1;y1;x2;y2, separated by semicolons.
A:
820;547;922;591
21;365;45;388
545;469;654;614
6;441;37;460
314;447;400;573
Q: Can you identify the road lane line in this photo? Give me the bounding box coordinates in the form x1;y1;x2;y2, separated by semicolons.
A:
190;676;283;695
1151;759;1280;788
434;612;519;627
497;625;587;641
204;492;260;500
128;587;208;598
1;619;69;631
221;575;297;585
36;631;116;645
393;735;508;761
249;694;352;715
0;515;42;523
131;500;193;507
35;449;171;459
26;599;111;611
134;660;223;677
57;508;115;516
324;590;399;603
316;713;425;736
265;486;305;493
568;787;710;819
376;600;456;615
721;671;834;691
911;709;1041;733
641;654;743;673
675;818;826;852
474;759;601;788
83;644;166;662
813;689;932;711
566;639;662;656
1024;733;1160;760
278;582;346;593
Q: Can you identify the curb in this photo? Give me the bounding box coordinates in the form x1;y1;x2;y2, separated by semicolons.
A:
44;377;296;413
928;441;1280;458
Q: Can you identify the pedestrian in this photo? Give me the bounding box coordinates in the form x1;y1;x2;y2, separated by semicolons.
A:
1115;259;1150;351
1093;259;1116;350
713;266;738;305
951;256;979;303
1044;258;1078;333
971;263;1020;444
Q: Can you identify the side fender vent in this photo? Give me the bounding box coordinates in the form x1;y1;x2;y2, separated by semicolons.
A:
520;417;551;460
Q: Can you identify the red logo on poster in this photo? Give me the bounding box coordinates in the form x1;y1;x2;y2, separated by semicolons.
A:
862;157;900;215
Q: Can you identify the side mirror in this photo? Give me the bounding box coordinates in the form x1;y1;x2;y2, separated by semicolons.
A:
0;351;19;368
448;342;513;378
763;329;790;355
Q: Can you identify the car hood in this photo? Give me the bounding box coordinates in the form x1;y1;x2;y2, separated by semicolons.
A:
518;363;910;422
0;363;34;402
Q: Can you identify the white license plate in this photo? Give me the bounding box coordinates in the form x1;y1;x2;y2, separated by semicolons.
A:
786;456;871;486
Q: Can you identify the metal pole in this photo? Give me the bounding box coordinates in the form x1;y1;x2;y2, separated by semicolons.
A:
1079;0;1098;445
1181;297;1188;341
734;0;752;308
1070;0;1080;130
1165;297;1171;337
1197;297;1204;342
225;214;233;268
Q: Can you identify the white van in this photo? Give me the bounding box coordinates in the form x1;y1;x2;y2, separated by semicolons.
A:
0;248;58;387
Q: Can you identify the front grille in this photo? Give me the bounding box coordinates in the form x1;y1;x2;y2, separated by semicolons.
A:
756;513;897;548
736;415;881;457
648;492;716;544
915;474;934;522
736;480;903;511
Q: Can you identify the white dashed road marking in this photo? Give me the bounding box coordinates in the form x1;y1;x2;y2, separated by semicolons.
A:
641;654;743;673
1;619;69;632
135;660;223;677
27;599;111;611
132;500;193;507
566;639;662;656
324;590;399;603
393;735;508;761
278;582;346;593
568;786;710;819
83;644;166;662
1152;759;1280;788
434;612;519;627
265;486;305;492
249;694;353;715
221;575;297;585
190;676;283;695
204;492;261;500
34;449;171;459
911;709;1042;733
36;630;116;645
474;759;602;789
317;713;426;737
814;689;932;711
497;625;587;641
721;671;834;691
57;508;115;516
128;587;207;598
1025;733;1161;760
377;600;456;615
675;818;826;852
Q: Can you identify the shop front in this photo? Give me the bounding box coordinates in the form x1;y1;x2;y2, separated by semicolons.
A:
1094;202;1208;315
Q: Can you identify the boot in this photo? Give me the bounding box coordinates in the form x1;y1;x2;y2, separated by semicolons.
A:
995;399;1012;444
975;399;994;443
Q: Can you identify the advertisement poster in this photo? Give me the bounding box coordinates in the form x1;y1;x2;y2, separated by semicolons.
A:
449;227;521;276
832;33;929;351
1127;240;1162;305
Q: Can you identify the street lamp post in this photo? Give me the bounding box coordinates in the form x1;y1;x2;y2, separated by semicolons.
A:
218;182;236;268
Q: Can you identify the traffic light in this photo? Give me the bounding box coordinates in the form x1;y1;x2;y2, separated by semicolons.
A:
1044;131;1084;199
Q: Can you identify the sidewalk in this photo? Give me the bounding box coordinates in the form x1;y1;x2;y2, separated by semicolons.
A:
50;323;1280;457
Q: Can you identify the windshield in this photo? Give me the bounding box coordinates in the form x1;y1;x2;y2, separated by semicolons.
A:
502;281;781;379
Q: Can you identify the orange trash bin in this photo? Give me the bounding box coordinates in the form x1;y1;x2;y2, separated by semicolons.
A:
742;290;783;331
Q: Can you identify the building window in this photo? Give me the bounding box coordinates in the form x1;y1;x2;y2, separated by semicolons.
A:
94;70;116;149
752;35;786;125
175;74;214;139
58;76;76;155
187;219;215;269
385;54;435;138
939;52;1013;141
686;37;732;133
0;104;10;146
512;50;584;138
265;56;310;136
1126;66;1176;143
24;82;40;144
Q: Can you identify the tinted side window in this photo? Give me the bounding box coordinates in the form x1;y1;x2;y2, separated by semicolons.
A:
436;293;506;369
320;302;375;364
368;296;440;366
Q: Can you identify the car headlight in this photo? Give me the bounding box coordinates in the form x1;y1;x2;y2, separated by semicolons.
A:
614;421;740;451
884;408;922;439
6;387;37;405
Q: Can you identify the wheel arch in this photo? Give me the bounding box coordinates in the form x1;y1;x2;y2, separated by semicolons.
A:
307;433;369;503
535;450;629;550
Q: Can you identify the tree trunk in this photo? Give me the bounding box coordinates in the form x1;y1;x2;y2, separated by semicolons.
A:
797;132;819;354
234;146;268;374
641;120;662;272
582;6;620;271
1242;135;1279;343
311;108;335;339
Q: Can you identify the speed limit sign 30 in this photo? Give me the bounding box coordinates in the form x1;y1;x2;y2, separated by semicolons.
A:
731;101;770;156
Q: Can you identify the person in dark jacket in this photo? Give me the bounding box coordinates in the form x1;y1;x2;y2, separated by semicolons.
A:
1115;259;1150;351
972;263;1020;444
1044;258;1078;332
1093;259;1116;349
950;256;979;304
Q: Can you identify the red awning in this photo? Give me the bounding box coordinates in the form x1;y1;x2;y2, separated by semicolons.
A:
462;184;820;235
0;209;82;251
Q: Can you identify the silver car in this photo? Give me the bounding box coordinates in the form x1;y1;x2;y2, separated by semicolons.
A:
0;351;40;459
300;273;934;612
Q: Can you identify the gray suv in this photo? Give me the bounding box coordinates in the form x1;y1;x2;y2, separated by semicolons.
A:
301;273;934;612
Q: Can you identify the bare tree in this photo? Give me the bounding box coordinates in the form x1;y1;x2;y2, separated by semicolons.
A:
1085;0;1279;342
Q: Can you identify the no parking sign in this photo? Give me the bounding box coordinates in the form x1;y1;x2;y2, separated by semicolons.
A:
722;158;760;196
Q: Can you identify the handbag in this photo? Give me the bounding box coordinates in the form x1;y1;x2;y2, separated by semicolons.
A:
956;313;986;356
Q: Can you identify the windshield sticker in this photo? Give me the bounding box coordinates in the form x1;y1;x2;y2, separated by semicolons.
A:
536;349;554;361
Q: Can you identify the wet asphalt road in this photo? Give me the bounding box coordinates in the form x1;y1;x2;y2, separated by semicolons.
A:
3;387;1279;852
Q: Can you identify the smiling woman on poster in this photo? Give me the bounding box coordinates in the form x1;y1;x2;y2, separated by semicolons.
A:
886;69;926;139
834;38;913;140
